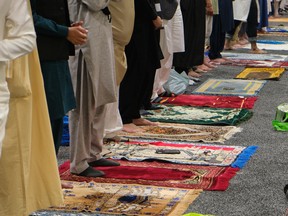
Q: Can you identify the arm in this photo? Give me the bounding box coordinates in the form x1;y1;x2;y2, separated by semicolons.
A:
206;0;214;16
0;0;36;61
144;0;163;29
30;0;87;45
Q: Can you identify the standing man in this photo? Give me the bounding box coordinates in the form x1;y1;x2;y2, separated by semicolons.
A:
119;0;163;133
68;0;120;177
31;0;88;155
104;0;135;139
0;0;36;157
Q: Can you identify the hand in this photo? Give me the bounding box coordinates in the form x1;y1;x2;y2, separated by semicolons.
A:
206;6;213;16
67;25;88;45
71;21;84;27
152;16;163;29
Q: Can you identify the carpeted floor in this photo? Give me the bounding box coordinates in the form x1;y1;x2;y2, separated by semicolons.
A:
56;19;288;216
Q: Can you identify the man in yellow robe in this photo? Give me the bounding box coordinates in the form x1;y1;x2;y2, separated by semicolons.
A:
0;0;63;215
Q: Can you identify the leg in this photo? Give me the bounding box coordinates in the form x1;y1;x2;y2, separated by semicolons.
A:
50;117;63;155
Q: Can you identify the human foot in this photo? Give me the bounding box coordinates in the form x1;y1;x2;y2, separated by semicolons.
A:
133;118;158;126
196;64;211;72
122;123;144;133
88;158;120;167
187;70;201;78
71;166;105;177
250;48;267;54
61;181;73;189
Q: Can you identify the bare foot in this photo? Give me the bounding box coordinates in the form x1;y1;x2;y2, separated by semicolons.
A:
204;57;217;68
133;118;158;126
61;181;73;189
211;58;227;63
187;70;202;78
250;48;267;54
238;39;249;45
197;64;212;71
122;123;144;133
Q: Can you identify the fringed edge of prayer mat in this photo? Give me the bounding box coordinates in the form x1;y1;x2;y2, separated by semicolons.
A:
231;146;258;169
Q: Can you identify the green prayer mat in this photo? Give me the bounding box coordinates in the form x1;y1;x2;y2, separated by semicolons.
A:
144;105;252;126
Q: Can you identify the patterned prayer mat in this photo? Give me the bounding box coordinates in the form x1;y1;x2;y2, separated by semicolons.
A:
235;68;286;80
119;122;242;143
143;105;252;126
157;94;258;109
241;42;288;51
267;27;288;32
49;181;202;216
220;59;283;67
192;79;266;96
59;160;239;191
221;52;288;61
258;31;288;37
268;18;288;22
104;141;257;168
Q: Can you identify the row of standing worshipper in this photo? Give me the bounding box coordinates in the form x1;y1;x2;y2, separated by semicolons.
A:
0;0;274;214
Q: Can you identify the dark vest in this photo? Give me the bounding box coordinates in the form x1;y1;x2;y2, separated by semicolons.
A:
35;0;74;61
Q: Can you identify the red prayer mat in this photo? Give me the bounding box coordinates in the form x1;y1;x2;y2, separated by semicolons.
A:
157;94;257;109
59;160;239;191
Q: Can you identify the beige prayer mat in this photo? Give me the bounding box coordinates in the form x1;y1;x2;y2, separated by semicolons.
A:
119;122;242;143
49;181;202;216
235;67;286;80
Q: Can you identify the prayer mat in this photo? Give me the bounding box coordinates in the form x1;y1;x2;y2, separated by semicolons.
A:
258;31;288;37
59;160;240;191
220;59;283;67
104;141;258;168
118;122;242;143
192;79;266;96
157;94;258;109
143;105;252;126
268;17;288;22
257;39;287;44
241;42;288;51
278;62;288;69
235;68;286;80
221;52;288;61
49;181;202;216
267;27;288;32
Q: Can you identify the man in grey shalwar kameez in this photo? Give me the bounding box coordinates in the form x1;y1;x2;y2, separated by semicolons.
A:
68;0;120;177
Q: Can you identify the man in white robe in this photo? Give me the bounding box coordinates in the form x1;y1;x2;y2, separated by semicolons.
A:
0;0;36;157
68;0;120;177
104;0;135;139
152;2;185;100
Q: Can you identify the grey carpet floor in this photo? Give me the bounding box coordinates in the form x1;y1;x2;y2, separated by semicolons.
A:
56;23;288;216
